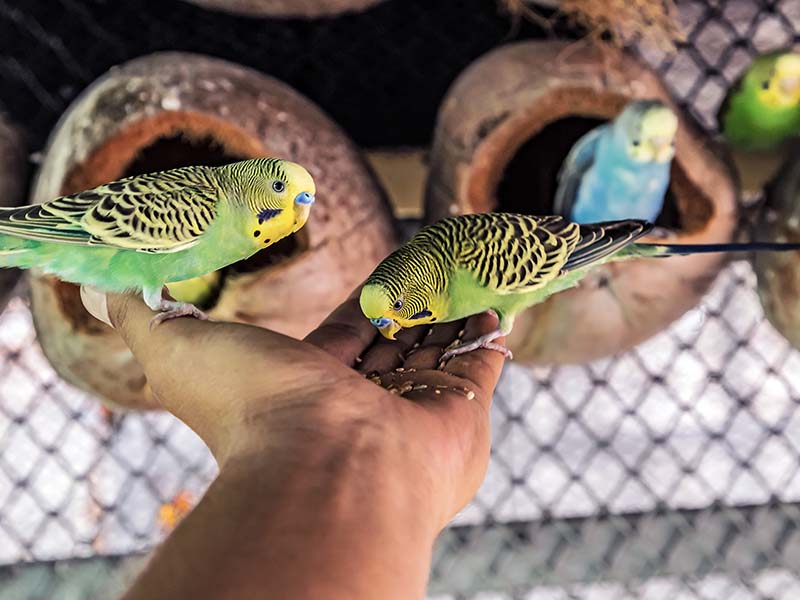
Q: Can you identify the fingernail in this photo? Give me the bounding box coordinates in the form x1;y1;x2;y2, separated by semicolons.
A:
80;285;112;328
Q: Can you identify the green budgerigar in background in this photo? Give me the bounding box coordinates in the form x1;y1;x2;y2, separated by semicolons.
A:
360;213;800;360
720;50;800;151
0;157;315;327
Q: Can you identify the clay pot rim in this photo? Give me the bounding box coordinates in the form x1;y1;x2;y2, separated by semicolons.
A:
463;85;719;240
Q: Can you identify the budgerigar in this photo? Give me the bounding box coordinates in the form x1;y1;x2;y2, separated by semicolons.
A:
720;51;800;151
360;213;800;360
0;157;315;327
553;100;678;224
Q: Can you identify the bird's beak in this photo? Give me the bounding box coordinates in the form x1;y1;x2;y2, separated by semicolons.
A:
649;135;674;161
649;135;669;153
370;317;402;340
294;191;315;206
780;76;800;97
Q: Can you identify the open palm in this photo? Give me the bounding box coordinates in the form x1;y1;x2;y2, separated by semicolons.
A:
90;287;506;526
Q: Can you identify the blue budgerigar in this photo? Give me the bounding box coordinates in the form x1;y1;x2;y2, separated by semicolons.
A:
553;100;678;224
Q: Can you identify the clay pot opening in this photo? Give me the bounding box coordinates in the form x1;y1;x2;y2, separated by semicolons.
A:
463;86;715;235
493;115;683;230
124;131;309;279
53;114;309;316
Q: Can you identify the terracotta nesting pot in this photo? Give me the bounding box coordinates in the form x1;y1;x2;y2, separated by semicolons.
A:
425;40;738;364
754;148;800;349
0;116;28;311
29;52;396;409
180;0;385;18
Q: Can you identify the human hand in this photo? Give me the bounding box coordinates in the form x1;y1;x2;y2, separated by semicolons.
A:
81;285;505;600
81;287;504;527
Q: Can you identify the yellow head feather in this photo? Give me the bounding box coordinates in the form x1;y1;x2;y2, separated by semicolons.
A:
758;52;800;108
638;105;678;163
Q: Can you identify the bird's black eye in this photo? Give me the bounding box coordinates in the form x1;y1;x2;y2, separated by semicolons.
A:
762;80;770;90
272;180;285;193
392;299;404;311
632;140;640;147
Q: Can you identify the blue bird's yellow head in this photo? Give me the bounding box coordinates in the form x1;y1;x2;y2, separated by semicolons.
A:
616;100;678;164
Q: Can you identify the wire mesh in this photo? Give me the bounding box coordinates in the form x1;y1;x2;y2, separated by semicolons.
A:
1;0;800;599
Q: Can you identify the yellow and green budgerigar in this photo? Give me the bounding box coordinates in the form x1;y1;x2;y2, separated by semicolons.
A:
0;157;315;327
720;51;800;151
360;213;800;360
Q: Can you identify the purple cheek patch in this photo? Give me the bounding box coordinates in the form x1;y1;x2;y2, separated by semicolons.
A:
257;208;283;224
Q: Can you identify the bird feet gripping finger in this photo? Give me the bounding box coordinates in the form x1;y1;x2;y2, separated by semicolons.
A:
440;328;513;363
149;301;209;330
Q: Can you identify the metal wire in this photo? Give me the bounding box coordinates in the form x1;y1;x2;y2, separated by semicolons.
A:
1;1;800;599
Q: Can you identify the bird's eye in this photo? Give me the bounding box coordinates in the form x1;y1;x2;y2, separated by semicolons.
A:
272;180;286;193
392;299;404;311
632;140;640;147
762;80;770;90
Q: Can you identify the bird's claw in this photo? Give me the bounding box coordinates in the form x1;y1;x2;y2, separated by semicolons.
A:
440;331;513;362
149;303;209;330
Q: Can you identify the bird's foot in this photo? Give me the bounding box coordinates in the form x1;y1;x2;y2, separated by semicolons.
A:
149;301;209;330
440;329;513;362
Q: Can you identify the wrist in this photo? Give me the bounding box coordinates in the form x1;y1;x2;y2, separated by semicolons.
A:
215;407;441;598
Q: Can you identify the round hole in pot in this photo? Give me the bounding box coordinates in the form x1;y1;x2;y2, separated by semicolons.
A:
53;112;309;322
494;116;683;230
121;133;309;284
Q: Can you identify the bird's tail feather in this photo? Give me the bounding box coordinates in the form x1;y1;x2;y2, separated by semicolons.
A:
562;219;653;272
629;241;800;257
0;235;33;268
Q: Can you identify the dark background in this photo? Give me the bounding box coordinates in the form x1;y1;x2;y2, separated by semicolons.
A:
0;0;560;150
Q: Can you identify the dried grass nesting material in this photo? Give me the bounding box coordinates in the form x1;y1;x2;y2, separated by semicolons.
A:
501;0;685;52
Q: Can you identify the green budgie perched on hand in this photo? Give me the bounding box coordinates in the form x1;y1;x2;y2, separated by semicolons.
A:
360;213;800;360
0;157;315;327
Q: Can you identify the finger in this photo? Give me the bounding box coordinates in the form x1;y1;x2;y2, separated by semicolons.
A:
357;324;429;375
304;294;376;367
439;312;505;411
401;321;465;371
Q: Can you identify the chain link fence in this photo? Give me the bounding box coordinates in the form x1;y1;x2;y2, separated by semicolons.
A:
2;0;800;598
